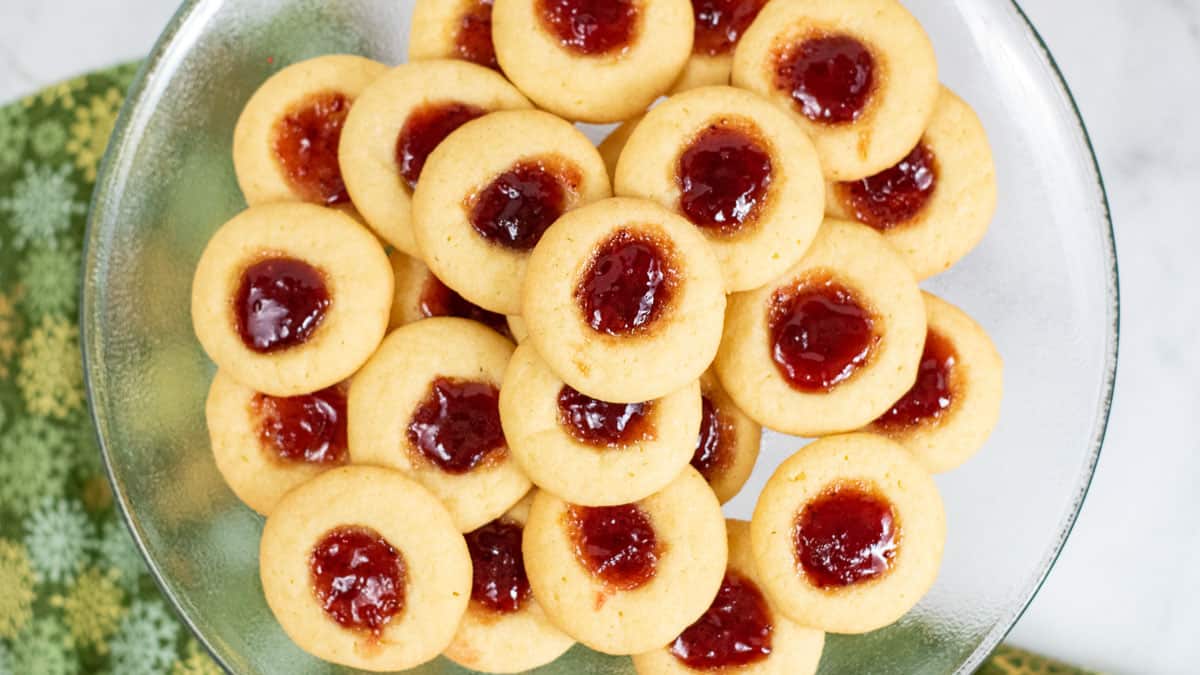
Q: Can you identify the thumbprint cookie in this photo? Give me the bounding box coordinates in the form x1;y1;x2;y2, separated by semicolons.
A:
492;0;694;122
523;197;725;403
732;0;939;181
413;109;611;315
339;60;531;256
615;86;824;292
409;0;500;70
190;203;393;397
499;342;702;506
387;250;511;336
348;318;530;532
751;433;945;634
673;0;769;92
714;218;925;436
259;465;471;671
692;371;760;504
233;55;387;209
523;467;727;654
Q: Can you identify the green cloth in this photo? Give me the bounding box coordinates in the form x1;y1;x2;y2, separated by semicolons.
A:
0;63;1091;675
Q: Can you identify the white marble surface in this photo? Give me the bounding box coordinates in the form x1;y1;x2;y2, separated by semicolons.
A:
0;1;1196;673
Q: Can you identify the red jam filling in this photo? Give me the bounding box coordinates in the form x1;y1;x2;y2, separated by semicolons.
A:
840;143;938;230
407;377;505;475
794;484;898;588
677;121;772;234
465;518;531;614
557;385;654;448
575;229;678;336
537;0;639;56
768;276;877;392
419;275;510;336
234;256;330;354
455;0;498;70
669;570;773;669
691;0;768;56
310;527;406;634
567;503;659;590
775;35;876;124
469;159;574;251
253;385;348;464
273;91;352;206
395;102;487;188
874;330;957;430
691;395;732;481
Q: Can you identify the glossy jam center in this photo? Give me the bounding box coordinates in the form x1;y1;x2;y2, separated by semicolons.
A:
568;503;659;590
310;527;405;633
419;275;510;336
396;102;486;188
575;229;677;336
768;277;877;392
557;385;653;448
691;395;732;480
775;35;876;124
874;330;957;430
469;159;572;251
273;91;352;206
407;377;505;474
455;0;498;69
538;0;639;56
692;0;768;56
234;257;330;354
840;143;938;230
254;385;348;464
465;519;531;614
794;484;897;588
677;122;772;234
669;570;773;669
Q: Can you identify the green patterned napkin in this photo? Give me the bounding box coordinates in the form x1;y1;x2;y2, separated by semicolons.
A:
0;64;1090;675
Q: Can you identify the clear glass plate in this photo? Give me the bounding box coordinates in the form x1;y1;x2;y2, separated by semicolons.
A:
82;1;1118;673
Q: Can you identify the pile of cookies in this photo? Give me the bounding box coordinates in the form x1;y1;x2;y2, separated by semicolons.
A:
190;0;1003;671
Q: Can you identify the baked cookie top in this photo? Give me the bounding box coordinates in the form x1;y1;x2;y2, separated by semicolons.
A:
409;0;500;70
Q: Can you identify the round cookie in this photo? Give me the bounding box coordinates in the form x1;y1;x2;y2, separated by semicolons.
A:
492;0;694;122
671;0;770;92
750;433;945;634
731;0;939;180
692;371;760;504
259;465;471;671
523;468;727;655
339;60;531;256
505;315;528;343
191;203;393;397
388;250;511;336
615;86;825;292
443;494;576;673
233;55;387;208
413;110;612;315
409;0;500;70
348;318;529;532
826;86;997;279
632;519;824;675
500;342;702;506
714;218;925;436
205;370;348;515
865;292;1003;473
523;197;726;403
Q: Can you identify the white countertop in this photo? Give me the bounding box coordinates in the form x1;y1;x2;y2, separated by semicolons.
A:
1;1;1195;673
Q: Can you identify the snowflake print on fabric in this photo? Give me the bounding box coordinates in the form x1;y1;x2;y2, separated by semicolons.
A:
0;539;36;639
172;639;223;675
24;497;94;585
98;519;146;592
0;288;21;380
0;106;29;173
109;600;181;675
0;162;84;251
10;617;77;675
17;314;84;419
32;120;68;159
0;416;72;513
22;75;86;110
67;88;122;181
18;243;80;320
51;566;126;653
0;641;11;675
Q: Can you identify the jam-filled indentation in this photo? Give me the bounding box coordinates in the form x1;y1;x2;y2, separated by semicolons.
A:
455;0;498;70
839;143;938;230
691;0;768;56
273;91;352;206
235;256;330;354
396;101;487;189
253;384;348;464
557;385;654;448
691;395;733;481
537;0;640;56
567;503;660;590
874;329;956;430
669;570;773;669
575;229;679;336
469;158;577;251
407;377;506;474
310;526;406;634
419;275;511;336
794;483;898;588
677;120;773;235
465;518;532;614
768;275;878;392
774;34;876;125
